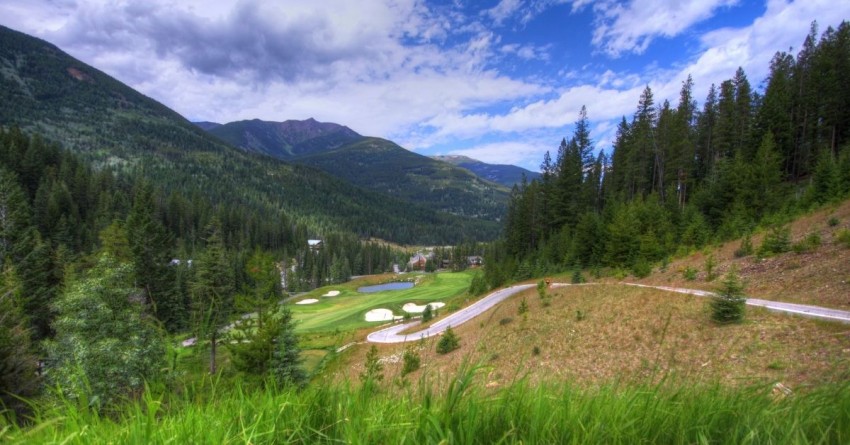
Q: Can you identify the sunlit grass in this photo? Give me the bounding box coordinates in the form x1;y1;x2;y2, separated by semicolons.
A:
3;365;849;444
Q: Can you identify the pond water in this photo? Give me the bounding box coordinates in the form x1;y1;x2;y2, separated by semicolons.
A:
357;282;415;293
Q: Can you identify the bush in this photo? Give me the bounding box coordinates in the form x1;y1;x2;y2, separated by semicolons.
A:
758;226;791;257
704;254;717;281
792;231;822;253
499;317;513;326
422;304;433;322
734;233;754;258
401;348;420;377
710;268;746;324
518;298;529;315
571;269;585;284
682;267;698;281
468;272;488;296
360;345;383;384
837;229;850;248
828;217;840;227
436;326;460;354
632;259;652;278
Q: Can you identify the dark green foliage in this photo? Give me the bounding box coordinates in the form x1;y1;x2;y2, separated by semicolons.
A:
631;259;652;278
758;226;791;257
734;233;754;258
704;254;717;281
571;269;585;284
792;231;822;253
468;272;488;296
270;307;307;388
683;267;698;281
190;219;235;375
828;217;840;227
422;304;434;322
518;298;529;315
0;272;40;420
710;268;747;324
45;256;166;409
436;326;460;354
400;347;421;377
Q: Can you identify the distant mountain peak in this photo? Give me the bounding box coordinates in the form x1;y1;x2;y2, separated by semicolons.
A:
431;155;540;187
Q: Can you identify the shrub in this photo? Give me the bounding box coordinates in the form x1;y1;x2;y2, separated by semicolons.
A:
536;280;547;299
360;345;383;384
499;317;513;326
836;229;850;248
518;298;529;315
792;231;822;253
682;267;698;281
632;259;652;278
758;226;791;257
704;254;717;281
710;268;746;324
436;326;460;354
401;348;420;377
422;304;433;322
828;217;840;227
532;346;541;356
571;269;585;284
734;233;754;258
468;272;488;296
575;310;586;321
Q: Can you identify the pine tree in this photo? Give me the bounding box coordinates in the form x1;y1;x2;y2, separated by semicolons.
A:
436;326;460;354
0;269;40;420
127;182;183;331
710;267;746;324
270;306;307;387
190;218;235;374
45;255;166;409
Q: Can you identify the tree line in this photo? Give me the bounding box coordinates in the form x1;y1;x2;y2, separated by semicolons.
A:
488;21;850;287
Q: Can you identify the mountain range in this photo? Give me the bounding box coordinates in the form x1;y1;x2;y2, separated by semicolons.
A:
431;155;540;187
0;24;501;244
198;119;511;219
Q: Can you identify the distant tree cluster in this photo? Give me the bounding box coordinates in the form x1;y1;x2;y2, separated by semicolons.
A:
490;21;850;286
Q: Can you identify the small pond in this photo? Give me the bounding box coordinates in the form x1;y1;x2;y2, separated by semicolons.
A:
357;282;415;293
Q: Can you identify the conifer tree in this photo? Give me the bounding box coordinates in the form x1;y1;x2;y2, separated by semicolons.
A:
190;218;235;374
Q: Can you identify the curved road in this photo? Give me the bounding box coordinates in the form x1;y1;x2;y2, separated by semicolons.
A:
366;284;535;343
367;282;850;344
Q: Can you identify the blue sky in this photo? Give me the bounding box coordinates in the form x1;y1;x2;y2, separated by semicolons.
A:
1;1;848;171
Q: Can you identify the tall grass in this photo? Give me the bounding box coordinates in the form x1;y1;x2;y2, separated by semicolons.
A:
3;366;849;444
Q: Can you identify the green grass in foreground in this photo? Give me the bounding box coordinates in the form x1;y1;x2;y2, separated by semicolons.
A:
3;364;848;444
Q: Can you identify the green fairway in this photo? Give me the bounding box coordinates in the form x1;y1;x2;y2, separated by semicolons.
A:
289;271;474;334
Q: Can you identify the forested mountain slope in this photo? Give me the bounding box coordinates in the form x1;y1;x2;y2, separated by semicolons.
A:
203;120;510;220
432;154;541;187
293;137;509;220
205;118;362;160
0;24;499;244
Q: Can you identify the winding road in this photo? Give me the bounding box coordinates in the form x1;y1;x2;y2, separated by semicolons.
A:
366;282;850;344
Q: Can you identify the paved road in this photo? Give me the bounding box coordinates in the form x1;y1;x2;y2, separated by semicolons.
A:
366;284;535;343
623;283;850;323
366;282;850;344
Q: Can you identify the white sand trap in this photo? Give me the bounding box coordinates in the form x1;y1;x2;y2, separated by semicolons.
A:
402;302;445;313
322;290;340;297
295;298;319;305
365;308;403;322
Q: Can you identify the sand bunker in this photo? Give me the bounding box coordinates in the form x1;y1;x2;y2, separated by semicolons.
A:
402;302;445;313
295;298;319;305
364;308;403;322
322;290;340;297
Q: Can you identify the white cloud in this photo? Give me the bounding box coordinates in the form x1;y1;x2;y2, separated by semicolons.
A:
589;0;739;57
